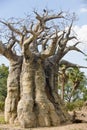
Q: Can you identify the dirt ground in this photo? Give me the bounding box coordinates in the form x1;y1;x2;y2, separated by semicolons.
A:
0;109;87;130
0;123;87;130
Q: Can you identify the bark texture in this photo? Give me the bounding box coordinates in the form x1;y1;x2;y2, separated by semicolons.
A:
5;56;22;124
17;55;70;128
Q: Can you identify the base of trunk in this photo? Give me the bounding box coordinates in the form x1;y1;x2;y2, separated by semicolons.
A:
17;98;71;128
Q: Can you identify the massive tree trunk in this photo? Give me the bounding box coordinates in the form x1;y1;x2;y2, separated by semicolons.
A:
45;59;70;123
15;26;71;127
0;41;23;124
5;56;22;124
17;54;71;128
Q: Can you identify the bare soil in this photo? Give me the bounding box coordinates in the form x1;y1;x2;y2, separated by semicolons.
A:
0;110;87;130
0;123;87;130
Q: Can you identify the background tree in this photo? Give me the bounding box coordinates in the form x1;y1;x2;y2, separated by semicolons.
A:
58;61;87;102
66;67;87;102
0;10;86;128
0;64;8;101
58;64;68;100
58;64;87;101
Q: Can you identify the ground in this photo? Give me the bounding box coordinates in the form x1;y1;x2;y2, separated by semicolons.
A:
0;123;87;130
0;108;87;130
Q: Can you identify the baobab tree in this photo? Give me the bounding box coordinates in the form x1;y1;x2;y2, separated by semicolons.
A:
0;10;86;128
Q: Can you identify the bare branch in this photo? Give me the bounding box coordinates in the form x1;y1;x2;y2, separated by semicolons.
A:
22;35;36;57
0;20;22;35
63;45;86;56
7;40;16;49
23;35;33;46
34;23;40;32
0;41;6;54
0;40;18;61
30;22;34;30
6;31;20;49
34;11;42;21
74;41;81;46
66;20;73;38
34;11;64;31
59;60;87;69
42;37;50;51
41;32;58;59
68;36;77;40
44;12;64;22
38;32;55;51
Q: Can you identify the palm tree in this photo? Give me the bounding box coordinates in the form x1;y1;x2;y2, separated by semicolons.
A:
66;67;85;102
58;66;87;102
58;65;68;100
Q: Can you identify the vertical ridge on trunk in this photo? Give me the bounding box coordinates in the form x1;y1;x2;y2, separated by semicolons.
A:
5;57;22;124
17;56;71;128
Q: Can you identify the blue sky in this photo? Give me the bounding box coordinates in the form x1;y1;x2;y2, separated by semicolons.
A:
0;0;87;75
0;0;86;25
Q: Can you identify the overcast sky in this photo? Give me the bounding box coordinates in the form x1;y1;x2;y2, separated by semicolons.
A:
0;0;87;75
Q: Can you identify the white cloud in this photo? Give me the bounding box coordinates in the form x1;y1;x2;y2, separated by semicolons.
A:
74;25;87;42
65;25;87;76
80;7;87;13
73;25;87;52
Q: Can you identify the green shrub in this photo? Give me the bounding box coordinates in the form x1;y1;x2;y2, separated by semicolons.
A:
0;115;6;124
66;100;84;111
0;102;4;111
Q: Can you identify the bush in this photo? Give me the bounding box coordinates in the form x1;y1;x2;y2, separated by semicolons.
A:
66;100;84;111
0;115;5;124
0;102;4;111
0;64;9;102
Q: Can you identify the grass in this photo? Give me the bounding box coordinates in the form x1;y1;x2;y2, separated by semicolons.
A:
66;100;84;111
0;114;6;124
0;101;6;124
0;102;4;111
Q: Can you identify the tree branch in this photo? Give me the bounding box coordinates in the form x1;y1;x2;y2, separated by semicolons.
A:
59;60;87;69
34;11;64;22
7;40;16;49
0;20;22;35
66;20;73;39
63;45;86;56
0;41;6;54
40;34;58;59
40;33;54;51
0;41;19;61
34;11;64;31
44;12;64;22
